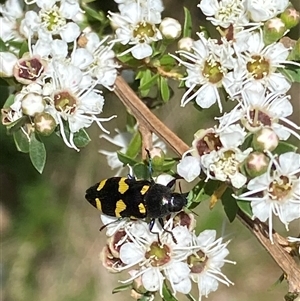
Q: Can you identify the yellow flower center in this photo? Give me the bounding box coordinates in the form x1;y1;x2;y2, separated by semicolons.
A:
247;55;270;80
145;242;171;267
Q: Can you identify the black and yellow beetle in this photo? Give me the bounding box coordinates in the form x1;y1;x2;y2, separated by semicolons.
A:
85;175;187;240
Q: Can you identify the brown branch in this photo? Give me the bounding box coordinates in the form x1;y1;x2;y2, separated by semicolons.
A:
113;75;300;297
114;76;189;155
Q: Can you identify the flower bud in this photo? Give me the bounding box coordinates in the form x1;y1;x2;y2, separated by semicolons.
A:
288;38;300;61
34;112;56;136
263;18;286;44
21;93;46;116
159;17;182;39
252;127;279;151
178;37;194;51
280;6;300;29
149;147;165;171
244;151;270;178
0;52;18;77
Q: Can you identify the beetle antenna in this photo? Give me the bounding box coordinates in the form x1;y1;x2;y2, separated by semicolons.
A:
99;218;122;232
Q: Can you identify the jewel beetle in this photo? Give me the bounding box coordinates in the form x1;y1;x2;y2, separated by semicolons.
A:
85;175;187;241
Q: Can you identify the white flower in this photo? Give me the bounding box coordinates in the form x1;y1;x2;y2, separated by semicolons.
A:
198;0;249;28
115;0;164;23
235;152;300;243
79;33;119;90
20;0;81;43
109;3;162;60
188;229;235;298
117;220;193;296
246;0;289;22
217;88;300;141
224;31;293;95
171;32;235;112
42;61;115;150
0;52;18;77
200;125;251;188
177;156;201;182
0;0;25;44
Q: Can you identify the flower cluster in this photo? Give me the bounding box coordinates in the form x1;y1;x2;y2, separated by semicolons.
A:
109;0;181;59
1;0;119;156
99;211;234;300
175;0;300;244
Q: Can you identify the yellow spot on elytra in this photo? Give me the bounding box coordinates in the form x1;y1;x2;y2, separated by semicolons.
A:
115;199;127;217
118;178;129;194
95;198;102;211
138;203;146;214
97;179;107;191
140;185;150;195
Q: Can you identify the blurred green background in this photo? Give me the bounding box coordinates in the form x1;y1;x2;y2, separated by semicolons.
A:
1;1;300;301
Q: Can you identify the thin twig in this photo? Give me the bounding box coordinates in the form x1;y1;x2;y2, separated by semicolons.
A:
113;75;300;296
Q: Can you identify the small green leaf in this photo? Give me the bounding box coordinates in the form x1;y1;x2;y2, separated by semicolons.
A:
126;131;142;158
82;5;106;22
139;73;159;91
112;283;132;294
280;66;300;83
157;159;176;173
29;133;46;174
183;7;192;38
13;129;30;153
0;38;8;52
133;162;149;180
160;54;176;66
19;41;29;57
160;76;170;102
221;189;238;222
273;141;298;154
6;116;28;134
73;129;91;148
162;282;179;301
237;200;252;218
117;151;138;166
2;94;15;109
187;180;219;210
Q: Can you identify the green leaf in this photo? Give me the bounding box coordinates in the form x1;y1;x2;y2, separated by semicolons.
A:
139;72;159;91
112;283;132;294
183;7;192;38
133;162;149;180
2;94;15;108
82;5;106;22
160;54;176;66
6;116;28;134
73;129;91;148
221;189;238;222
162;282;179;301
117;151;138;166
0;38;8;52
160;76;170;102
13;129;30;153
19;41;29;57
125;131;142;158
187;180;219;210
273;141;298;154
237;200;252;218
280;66;300;83
156;159;176;173
29;133;46;174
